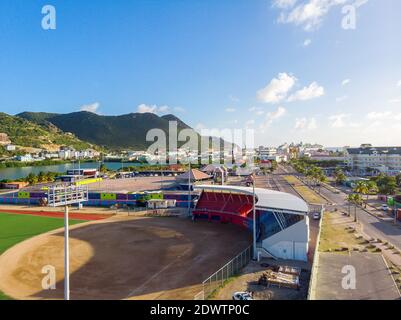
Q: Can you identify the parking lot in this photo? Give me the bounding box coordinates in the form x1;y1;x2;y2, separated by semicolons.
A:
314;252;400;300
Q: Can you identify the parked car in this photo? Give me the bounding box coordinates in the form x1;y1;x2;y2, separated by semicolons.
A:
381;204;389;211
232;292;253;301
313;212;321;220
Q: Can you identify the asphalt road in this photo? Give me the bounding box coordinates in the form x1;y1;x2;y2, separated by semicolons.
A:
296;172;401;251
315;252;400;300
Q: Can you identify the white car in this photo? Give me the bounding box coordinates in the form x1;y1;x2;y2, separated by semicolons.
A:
313;212;321;220
232;292;253;301
381;204;389;211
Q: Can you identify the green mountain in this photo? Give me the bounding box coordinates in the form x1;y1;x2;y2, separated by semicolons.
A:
0;112;96;151
18;111;200;150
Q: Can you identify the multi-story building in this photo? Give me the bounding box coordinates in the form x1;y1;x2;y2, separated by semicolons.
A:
345;145;401;176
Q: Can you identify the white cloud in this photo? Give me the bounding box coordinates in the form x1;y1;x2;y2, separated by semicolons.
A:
158;105;170;112
249;106;265;115
341;78;351;86
137;103;169;114
287;81;325;102
388;98;401;103
257;73;297;104
268;106;287;120
273;0;298;9
294;117;317;130
329;113;349;128
397;80;401;87
174;106;185;113
245;119;256;127
366;111;392;120
80;102;100;113
303;39;312;47
228;95;240;102
276;0;351;31
225;107;236;113
260;106;286;131
336;95;348;102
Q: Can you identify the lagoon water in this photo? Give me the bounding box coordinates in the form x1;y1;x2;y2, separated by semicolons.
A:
0;162;142;181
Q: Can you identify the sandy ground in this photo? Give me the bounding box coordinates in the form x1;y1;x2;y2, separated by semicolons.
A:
0;216;251;300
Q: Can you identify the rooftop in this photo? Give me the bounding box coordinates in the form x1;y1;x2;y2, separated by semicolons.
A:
194;184;308;214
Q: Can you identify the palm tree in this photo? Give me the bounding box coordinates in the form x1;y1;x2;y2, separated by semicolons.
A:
346;193;363;221
353;181;369;208
366;180;378;203
334;168;346;186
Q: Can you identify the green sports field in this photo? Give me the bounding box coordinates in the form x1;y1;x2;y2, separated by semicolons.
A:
0;212;85;255
0;212;86;300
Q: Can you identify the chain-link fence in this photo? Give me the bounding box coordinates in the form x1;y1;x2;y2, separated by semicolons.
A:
195;245;252;300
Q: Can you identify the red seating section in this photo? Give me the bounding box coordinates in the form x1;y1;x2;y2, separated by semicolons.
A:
193;191;254;228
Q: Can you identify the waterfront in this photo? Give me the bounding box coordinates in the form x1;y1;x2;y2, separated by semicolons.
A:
0;162;143;181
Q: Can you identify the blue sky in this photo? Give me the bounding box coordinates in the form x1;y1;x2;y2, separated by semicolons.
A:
0;0;400;147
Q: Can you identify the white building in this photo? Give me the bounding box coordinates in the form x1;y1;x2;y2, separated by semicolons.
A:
5;144;15;151
345;145;401;175
258;147;277;159
16;154;33;162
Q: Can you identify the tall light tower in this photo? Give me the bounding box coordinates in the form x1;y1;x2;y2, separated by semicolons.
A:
252;174;257;260
48;184;88;300
188;150;191;217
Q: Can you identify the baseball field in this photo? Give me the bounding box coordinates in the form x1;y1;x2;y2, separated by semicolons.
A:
0;211;89;300
0;214;251;300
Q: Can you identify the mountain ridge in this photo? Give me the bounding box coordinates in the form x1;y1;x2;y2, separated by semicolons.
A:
17;111;205;150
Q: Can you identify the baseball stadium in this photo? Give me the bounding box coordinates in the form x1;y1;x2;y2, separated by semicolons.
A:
0;173;309;300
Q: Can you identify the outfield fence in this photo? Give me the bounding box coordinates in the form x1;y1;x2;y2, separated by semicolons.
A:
194;245;252;300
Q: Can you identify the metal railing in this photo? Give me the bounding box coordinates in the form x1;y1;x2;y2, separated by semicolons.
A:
195;245;252;300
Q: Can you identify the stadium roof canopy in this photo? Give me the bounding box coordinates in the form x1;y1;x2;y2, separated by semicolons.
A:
194;185;308;214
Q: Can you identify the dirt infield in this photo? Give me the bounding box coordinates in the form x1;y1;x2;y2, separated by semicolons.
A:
0;209;112;221
0;216;251;300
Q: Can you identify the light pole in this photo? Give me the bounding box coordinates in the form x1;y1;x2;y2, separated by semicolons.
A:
64;203;70;300
188;154;191;217
252;176;257;260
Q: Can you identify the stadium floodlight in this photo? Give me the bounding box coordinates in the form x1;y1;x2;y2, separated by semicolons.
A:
48;184;88;300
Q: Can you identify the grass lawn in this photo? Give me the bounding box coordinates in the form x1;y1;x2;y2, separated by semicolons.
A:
284;175;327;205
319;212;367;253
0;212;86;255
0;291;11;300
0;212;86;300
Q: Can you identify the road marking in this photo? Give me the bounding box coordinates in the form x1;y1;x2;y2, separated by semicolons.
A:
381;254;401;298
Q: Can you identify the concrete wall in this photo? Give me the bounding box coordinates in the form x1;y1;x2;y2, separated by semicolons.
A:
262;217;309;261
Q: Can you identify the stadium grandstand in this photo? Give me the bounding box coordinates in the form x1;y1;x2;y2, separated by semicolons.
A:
193;185;309;261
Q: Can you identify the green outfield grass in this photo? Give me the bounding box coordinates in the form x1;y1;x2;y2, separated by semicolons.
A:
0;212;85;255
0;212;86;300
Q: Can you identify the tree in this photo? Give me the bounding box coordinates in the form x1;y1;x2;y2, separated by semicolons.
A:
25;173;38;185
353;181;369;208
346;193;363;221
37;171;46;183
376;175;397;195
99;163;107;173
396;174;401;187
334;168;346;186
